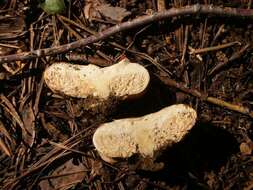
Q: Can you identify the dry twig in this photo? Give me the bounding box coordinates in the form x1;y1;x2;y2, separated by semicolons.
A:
208;43;251;75
158;74;253;118
189;41;241;55
0;4;253;63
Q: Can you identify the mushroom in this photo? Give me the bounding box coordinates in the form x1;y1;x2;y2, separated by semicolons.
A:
44;58;150;100
93;104;197;171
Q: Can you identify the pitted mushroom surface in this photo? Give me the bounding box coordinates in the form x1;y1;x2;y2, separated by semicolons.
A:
44;59;150;100
93;104;197;171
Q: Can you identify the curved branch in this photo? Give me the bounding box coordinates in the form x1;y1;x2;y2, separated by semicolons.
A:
0;4;253;63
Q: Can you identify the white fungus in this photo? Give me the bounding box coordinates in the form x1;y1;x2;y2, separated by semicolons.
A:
93;104;197;170
44;58;150;100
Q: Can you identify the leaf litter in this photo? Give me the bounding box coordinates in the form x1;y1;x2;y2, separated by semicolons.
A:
0;0;252;190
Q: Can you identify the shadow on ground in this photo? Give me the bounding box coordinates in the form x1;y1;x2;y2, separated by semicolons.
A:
137;122;238;188
113;75;176;118
112;76;239;188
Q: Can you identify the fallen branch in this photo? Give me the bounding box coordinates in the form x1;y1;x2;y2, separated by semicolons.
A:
189;41;241;55
208;43;251;75
158;74;253;118
1;4;253;63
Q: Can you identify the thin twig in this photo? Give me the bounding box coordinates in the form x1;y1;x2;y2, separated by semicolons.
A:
208;43;250;75
0;4;253;63
58;15;113;62
0;43;20;49
110;41;172;74
5;124;96;190
210;24;225;46
48;140;89;156
189;41;241;55
181;25;189;64
158;74;253;118
60;14;171;74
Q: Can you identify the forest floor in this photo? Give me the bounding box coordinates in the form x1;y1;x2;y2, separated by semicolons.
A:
0;0;252;189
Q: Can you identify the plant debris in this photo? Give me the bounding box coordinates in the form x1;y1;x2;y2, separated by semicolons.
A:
96;4;131;22
0;1;252;190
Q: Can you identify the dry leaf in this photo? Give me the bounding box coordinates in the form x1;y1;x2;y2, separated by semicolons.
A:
39;159;87;190
96;4;131;22
240;142;252;155
40;113;68;142
84;2;101;20
0;137;12;156
84;2;92;20
0;14;24;40
90;160;103;177
0;94;25;132
21;101;35;147
157;0;166;11
0;120;13;143
88;160;111;183
0;46;14;56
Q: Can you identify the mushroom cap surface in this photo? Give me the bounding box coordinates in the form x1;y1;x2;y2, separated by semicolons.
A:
44;59;150;99
93;104;197;162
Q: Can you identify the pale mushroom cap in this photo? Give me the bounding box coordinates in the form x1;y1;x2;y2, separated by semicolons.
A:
44;59;150;99
93;104;197;161
44;63;100;98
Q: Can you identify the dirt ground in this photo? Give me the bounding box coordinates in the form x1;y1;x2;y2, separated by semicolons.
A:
0;0;252;190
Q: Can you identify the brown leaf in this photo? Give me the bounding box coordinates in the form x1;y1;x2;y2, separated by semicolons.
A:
84;2;101;21
0;94;25;132
0;137;12;156
0;46;14;56
40;113;68;142
240;142;252;155
88;159;113;183
157;0;166;11
96;4;131;22
90;160;103;177
0;14;25;40
21;101;35;147
0;120;14;156
0;120;13;143
39;159;87;190
84;2;92;20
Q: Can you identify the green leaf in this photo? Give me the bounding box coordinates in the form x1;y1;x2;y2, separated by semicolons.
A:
40;0;66;14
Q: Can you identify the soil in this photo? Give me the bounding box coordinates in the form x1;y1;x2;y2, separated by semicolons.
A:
0;0;252;190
